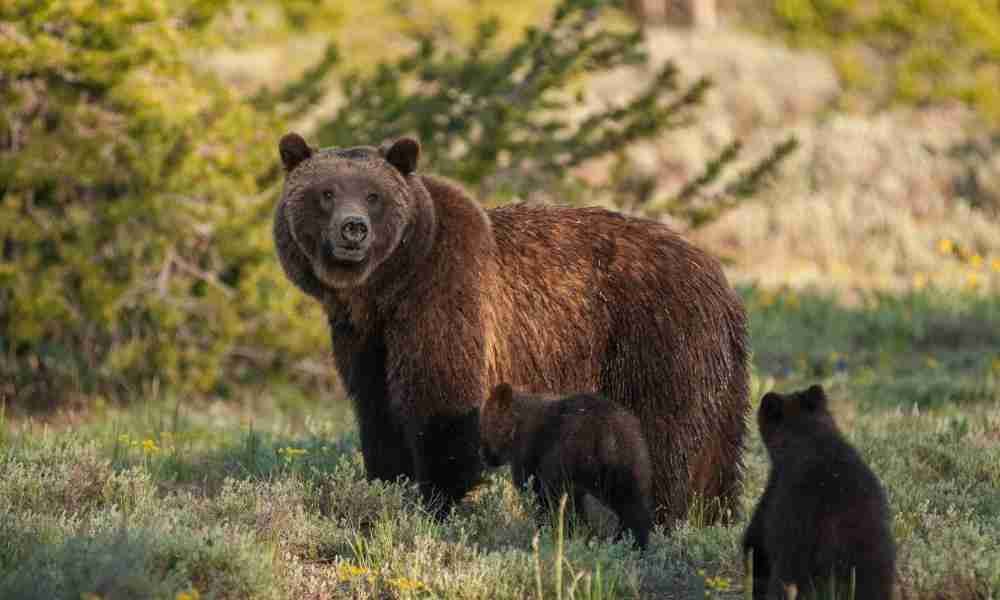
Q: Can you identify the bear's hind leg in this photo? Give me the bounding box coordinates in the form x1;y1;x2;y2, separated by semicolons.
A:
602;471;653;550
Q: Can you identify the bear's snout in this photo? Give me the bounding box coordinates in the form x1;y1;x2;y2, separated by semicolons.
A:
340;216;369;245
322;212;371;264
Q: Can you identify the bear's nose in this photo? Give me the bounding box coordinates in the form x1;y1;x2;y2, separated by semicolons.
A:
340;217;369;244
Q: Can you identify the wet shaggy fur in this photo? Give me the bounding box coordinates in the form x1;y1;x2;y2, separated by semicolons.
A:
480;384;654;549
743;385;896;600
272;132;750;522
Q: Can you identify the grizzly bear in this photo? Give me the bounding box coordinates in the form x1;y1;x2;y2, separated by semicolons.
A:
742;385;896;600
479;383;654;549
272;132;749;522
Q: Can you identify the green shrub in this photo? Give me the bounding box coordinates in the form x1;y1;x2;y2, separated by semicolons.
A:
745;0;1000;125
0;0;324;406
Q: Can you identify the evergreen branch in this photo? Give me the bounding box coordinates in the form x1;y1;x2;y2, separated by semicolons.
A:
725;136;799;198
670;140;743;206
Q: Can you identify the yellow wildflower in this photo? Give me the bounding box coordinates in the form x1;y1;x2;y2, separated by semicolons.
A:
175;590;200;600
966;271;982;289
277;447;308;460
937;238;954;255
926;357;939;369
704;575;732;591
912;272;927;290
992;258;1000;273
337;563;370;581
390;577;428;592
969;254;984;269
141;439;160;455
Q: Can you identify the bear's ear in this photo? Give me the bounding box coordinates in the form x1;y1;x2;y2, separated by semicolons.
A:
382;136;420;176
490;383;514;410
759;392;783;423
801;384;827;412
279;132;313;173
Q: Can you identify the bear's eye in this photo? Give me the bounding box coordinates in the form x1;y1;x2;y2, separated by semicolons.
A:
320;190;335;211
366;193;379;204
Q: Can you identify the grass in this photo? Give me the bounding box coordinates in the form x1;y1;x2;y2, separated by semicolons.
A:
2;287;999;599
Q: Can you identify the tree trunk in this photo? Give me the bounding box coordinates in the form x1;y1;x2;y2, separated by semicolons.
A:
624;0;718;30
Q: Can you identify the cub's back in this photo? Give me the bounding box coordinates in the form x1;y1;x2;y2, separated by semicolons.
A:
536;393;648;469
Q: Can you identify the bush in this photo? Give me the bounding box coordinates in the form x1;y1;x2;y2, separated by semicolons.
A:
0;0;324;407
741;0;1000;125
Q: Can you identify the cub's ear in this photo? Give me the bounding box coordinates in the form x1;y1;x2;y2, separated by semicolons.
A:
759;392;783;423
802;384;828;412
490;383;514;409
382;136;420;175
279;132;314;173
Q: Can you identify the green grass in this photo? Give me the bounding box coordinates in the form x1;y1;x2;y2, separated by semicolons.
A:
2;288;999;599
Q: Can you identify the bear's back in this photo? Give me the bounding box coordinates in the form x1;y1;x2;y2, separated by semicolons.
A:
529;393;648;473
778;430;879;493
482;203;742;397
767;424;894;583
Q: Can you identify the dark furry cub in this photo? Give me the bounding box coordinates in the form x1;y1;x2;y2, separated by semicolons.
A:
480;383;654;549
743;385;896;600
272;132;749;522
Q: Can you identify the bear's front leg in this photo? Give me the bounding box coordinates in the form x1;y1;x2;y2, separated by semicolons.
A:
387;325;487;519
386;284;490;520
354;392;415;484
328;318;415;484
406;410;485;520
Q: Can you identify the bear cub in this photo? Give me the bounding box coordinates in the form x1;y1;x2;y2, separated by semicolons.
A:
479;383;654;549
743;384;896;600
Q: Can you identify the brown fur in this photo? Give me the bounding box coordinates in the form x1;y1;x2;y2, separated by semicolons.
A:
273;133;750;523
480;384;654;549
743;385;896;600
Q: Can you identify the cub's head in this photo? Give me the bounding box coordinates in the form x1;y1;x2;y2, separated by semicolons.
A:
276;132;423;289
479;383;520;468
757;384;838;453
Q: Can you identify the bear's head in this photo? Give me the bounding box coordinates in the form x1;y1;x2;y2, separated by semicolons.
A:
276;132;423;290
757;384;838;454
479;383;519;468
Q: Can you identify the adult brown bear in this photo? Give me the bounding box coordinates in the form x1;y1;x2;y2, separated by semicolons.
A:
272;133;749;524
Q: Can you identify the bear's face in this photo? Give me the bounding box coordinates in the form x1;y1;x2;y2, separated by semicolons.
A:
757;384;837;453
277;134;421;289
479;383;518;467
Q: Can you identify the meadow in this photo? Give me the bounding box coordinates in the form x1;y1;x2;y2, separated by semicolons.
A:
4;1;1000;599
3;285;998;600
